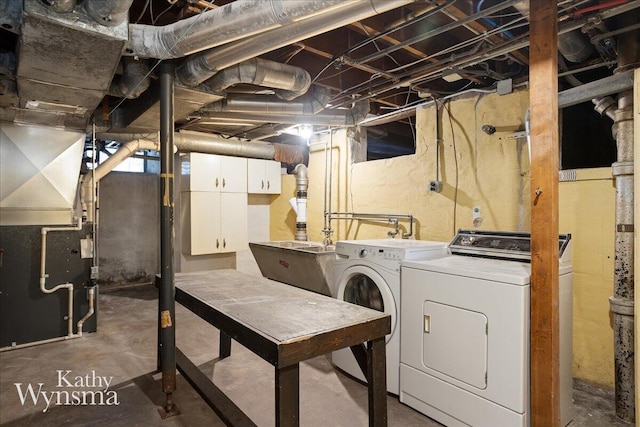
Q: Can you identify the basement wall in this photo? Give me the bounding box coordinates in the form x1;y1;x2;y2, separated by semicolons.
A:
270;88;618;388
98;172;159;287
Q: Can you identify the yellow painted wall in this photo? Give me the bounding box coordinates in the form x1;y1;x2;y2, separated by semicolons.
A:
559;169;616;388
270;89;618;388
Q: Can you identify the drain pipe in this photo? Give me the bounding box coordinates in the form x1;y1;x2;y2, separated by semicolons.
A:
610;87;635;423
40;219;83;338
293;164;308;241
76;287;95;337
609;23;638;419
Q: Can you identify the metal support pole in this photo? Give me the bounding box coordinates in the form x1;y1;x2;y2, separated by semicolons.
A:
158;61;179;418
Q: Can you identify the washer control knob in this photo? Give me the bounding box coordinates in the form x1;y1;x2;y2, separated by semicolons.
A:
359;249;368;258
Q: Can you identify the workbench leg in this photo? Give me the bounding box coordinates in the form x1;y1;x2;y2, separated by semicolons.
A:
275;363;299;427
219;331;231;359
367;337;387;427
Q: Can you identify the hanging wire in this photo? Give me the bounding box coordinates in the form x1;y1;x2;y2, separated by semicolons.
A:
134;0;151;24
439;99;459;235
152;1;180;25
108;0;216;118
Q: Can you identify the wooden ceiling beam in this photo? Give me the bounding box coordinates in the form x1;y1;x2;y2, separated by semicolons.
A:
441;5;530;65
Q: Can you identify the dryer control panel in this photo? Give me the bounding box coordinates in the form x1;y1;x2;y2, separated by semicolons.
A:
335;240;449;262
449;229;571;263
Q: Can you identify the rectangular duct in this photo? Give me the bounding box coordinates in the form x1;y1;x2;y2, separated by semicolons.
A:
0;123;84;225
13;0;127;129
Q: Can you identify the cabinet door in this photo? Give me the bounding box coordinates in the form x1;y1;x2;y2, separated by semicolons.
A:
219;156;247;193
264;160;282;194
247;158;266;193
219;192;248;252
181;192;220;255
181;153;219;192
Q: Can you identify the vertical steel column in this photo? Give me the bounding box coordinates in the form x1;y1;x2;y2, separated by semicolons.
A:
158;61;178;416
609;11;638;422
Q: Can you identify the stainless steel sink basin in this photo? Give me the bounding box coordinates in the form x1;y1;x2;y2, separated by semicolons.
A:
249;241;335;296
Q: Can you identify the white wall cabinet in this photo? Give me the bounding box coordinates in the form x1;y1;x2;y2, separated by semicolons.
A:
181;153;247;193
181;192;248;255
247;158;282;194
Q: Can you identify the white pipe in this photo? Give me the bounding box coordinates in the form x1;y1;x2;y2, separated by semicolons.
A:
0;335;81;352
82;139;159;222
40;220;83;338
76;287;96;337
293;164;309;241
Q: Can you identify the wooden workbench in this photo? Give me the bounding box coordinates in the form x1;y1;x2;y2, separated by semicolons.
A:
173;269;391;427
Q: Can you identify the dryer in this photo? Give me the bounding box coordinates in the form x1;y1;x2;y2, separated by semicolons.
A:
331;239;449;395
399;230;573;427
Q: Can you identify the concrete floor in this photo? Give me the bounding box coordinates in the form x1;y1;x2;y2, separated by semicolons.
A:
0;279;633;426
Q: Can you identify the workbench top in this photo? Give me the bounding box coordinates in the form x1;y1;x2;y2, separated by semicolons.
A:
175;269;390;345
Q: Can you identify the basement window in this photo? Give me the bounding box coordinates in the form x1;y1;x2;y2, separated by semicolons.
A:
561;101;616;169
366;122;416;161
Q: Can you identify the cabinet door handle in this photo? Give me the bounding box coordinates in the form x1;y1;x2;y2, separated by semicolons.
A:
222;178;226;188
223;238;226;248
261;179;264;189
215;178;219;188
267;180;270;189
216;239;219;249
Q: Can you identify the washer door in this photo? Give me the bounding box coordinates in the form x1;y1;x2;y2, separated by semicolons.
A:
336;265;396;341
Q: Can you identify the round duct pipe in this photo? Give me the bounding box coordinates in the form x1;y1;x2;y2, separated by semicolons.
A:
83;0;134;27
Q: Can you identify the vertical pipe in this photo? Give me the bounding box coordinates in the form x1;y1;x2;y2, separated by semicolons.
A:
293;164;308;241
609;11;638;422
159;61;177;414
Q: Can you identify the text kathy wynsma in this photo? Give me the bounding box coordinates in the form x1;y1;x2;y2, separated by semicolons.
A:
14;370;119;412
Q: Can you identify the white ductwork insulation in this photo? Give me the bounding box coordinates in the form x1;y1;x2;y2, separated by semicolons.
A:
126;0;355;59
176;0;415;87
200;58;312;101
197;99;370;127
95;129;306;165
0;123;84;226
292;164;309;241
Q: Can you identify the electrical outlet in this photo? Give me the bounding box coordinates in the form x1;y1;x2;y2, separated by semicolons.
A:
429;180;442;193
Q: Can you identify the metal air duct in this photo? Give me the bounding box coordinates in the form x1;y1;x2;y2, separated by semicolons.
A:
108;57;151;99
513;1;593;62
126;0;356;59
197;100;370;127
83;0;134;27
204;87;331;115
176;0;415;87
200;58;312;101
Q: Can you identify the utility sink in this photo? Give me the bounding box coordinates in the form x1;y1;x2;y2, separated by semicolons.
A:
249;241;335;296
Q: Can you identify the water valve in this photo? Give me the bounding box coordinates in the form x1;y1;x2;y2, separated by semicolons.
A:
429;180;442;193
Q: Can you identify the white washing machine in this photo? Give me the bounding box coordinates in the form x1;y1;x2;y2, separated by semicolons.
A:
399;230;573;427
331;239;449;395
